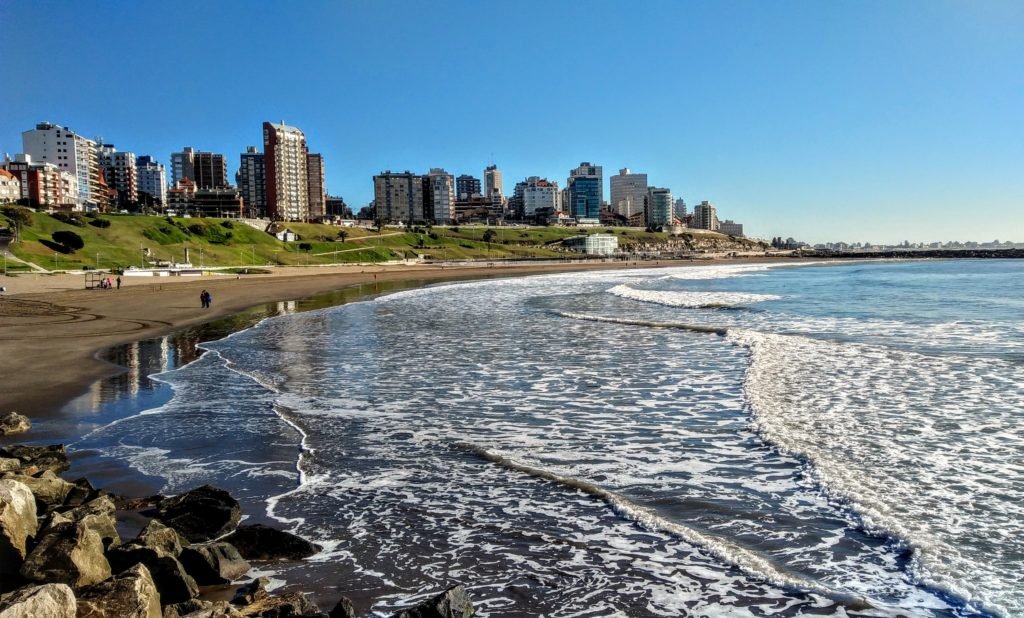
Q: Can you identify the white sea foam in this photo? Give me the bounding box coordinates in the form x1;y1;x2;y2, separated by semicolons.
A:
729;328;1024;617
608;283;782;308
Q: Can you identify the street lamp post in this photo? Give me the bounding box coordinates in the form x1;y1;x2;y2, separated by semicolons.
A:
96;252;101;270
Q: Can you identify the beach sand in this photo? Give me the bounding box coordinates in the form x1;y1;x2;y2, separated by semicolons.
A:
0;259;767;416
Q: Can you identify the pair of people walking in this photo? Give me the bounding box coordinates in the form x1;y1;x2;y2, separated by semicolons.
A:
200;289;212;308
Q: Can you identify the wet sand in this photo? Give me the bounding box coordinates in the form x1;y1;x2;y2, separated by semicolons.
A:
0;259;779;417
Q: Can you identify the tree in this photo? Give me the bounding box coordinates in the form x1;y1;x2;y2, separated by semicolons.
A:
337;229;349;243
52;230;84;252
482;229;496;254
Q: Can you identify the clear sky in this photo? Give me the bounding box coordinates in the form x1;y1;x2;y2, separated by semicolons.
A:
2;1;1021;244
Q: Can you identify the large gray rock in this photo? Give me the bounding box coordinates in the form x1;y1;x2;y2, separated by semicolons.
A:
136;519;187;556
62;477;100;509
179;542;250;585
0;412;30;437
222;525;320;561
238;591;322;617
391;585;474;618
19;520;111;589
0;479;38;576
0;445;69;474
76;563;162;618
230;577;269;607
3;472;74;513
0;459;20;474
107;545;199;606
0;583;76;618
54;495;120;550
163;599;244;617
328;597;355;618
156;486;240;543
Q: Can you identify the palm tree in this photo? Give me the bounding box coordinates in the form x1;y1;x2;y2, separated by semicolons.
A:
337;229;349;243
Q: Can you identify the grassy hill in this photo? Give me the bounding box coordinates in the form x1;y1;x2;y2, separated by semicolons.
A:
0;208;766;271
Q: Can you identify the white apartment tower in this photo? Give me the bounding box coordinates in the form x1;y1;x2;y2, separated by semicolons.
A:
520;177;561;216
263;121;310;221
693;200;719;230
610;168;648;218
136;156;168;209
21;122;100;206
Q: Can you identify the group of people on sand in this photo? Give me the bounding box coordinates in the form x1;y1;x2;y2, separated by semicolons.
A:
200;289;213;308
98;276;120;289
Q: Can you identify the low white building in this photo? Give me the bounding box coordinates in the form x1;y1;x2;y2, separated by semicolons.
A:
563;234;619;256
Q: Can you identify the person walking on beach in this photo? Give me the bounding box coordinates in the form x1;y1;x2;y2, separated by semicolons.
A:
116;275;121;289
200;289;211;308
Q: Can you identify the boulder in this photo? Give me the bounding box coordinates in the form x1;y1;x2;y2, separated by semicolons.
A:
230;577;269;606
0;459;21;474
136;519;187;557
0;479;38;576
163;599;244;618
328;597;355;618
19;521;111;589
222;525;320;561
63;477;100;509
156;486;240;543
0;583;76;618
179;543;250;585
2;473;74;513
107;546;199;606
0;445;69;474
391;585;474;618
0;412;30;437
54;495;120;550
237;591;322;617
76;563;162;618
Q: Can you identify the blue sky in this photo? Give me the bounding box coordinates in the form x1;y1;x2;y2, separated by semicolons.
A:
2;1;1021;243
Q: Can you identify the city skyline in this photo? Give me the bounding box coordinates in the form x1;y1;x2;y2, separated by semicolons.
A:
2;1;1021;243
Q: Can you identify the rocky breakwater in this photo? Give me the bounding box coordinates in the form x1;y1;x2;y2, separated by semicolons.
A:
0;443;476;617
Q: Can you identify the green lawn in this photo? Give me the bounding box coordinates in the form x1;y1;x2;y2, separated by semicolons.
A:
0;210;764;271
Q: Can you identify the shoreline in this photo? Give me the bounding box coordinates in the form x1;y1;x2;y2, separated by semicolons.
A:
0;257;800;419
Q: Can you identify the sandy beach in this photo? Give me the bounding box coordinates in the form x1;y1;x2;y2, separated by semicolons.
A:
0;258;770;417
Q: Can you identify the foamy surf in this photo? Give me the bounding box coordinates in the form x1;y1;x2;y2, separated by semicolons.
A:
608;283;782;308
729;327;1024;617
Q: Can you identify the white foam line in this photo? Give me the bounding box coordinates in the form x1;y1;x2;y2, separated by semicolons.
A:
551;310;729;335
453;441;880;611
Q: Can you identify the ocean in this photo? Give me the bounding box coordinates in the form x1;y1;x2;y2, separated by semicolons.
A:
64;260;1023;617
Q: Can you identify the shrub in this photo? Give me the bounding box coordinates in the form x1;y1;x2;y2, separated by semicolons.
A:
52;212;85;227
298;242;313;251
52;230;84;252
89;218;111;228
220;220;234;229
188;224;207;236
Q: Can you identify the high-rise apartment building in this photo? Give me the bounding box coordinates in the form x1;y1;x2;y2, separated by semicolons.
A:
263;122;309;221
513;177;561;217
373;171;424;223
646;187;673;227
610;168;648;218
136;156;167;209
568;162;603;220
456;174;481;200
425;168;456;223
237;146;266;218
170;147;228;189
484;165;502;200
306;153;326;220
673;198;687;220
21;122;100;207
693;200;719;230
97;144;138;208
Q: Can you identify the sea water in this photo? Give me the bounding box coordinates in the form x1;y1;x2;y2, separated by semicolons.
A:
72;260;1024;616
